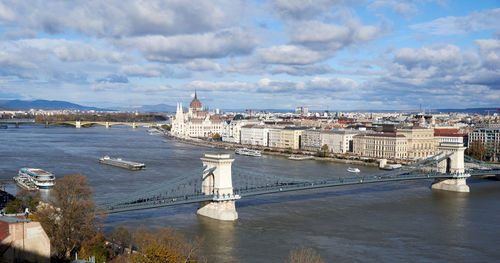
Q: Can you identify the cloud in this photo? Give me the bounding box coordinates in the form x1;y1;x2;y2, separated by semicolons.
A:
53;43;128;63
475;39;500;69
270;64;334;76
368;0;419;16
0;0;244;38
0;51;38;79
119;64;173;78
270;0;346;20
257;45;326;65
289;20;386;51
410;8;500;35
122;28;258;62
97;74;129;84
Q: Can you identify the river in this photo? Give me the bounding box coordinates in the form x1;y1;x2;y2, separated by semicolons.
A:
1;125;499;262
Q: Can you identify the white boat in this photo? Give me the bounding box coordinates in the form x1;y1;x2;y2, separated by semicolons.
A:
14;168;56;190
347;167;360;173
235;148;262;157
288;155;314;161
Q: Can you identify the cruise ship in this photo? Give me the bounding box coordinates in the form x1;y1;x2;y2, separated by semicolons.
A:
14;168;56;190
235;148;262;157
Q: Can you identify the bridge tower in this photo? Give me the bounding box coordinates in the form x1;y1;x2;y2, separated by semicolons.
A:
198;153;238;221
75;121;81;128
432;142;470;193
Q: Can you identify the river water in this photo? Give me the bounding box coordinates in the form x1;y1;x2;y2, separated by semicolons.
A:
1;125;499;262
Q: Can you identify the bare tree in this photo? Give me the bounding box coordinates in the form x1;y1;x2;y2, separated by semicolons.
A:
468;140;486;160
36;174;101;259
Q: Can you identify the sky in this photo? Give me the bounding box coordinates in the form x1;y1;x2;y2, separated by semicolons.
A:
0;0;499;111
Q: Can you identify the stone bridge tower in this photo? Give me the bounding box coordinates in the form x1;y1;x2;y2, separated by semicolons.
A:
198;153;238;221
432;142;470;193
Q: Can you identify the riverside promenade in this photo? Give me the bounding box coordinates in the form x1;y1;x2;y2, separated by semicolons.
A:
161;131;379;167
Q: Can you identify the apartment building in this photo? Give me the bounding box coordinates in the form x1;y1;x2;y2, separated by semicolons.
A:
240;125;269;146
353;133;408;159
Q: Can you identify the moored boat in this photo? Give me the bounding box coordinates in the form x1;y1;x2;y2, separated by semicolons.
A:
347;167;361;173
288;155;314;161
235;148;262;157
14;168;56;190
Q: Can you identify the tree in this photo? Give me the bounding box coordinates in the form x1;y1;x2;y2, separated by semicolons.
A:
4;189;40;214
212;133;222;141
287;248;325;263
35;174;101;259
317;144;330;158
131;227;203;263
113;226;132;254
80;233;110;263
468;140;486;160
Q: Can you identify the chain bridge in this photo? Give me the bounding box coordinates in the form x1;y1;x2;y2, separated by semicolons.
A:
98;143;500;220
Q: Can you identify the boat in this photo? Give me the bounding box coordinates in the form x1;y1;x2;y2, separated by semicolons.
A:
99;156;146;170
235;148;262;157
380;164;403;170
288;155;314;161
14;168;56;190
347;167;360;173
0;124;7;129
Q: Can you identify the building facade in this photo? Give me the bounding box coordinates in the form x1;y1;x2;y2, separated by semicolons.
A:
281;127;307;150
320;129;360;154
268;127;284;148
240;125;269;146
353;133;408;159
171;93;222;138
301;129;321;150
468;127;500;161
396;127;438;159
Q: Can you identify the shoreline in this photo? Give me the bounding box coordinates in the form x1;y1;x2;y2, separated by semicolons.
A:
162;133;378;167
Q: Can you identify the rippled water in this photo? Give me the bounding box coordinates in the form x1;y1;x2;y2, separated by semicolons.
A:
1;125;499;262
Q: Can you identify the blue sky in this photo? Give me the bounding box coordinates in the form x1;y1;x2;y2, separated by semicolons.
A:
0;0;499;110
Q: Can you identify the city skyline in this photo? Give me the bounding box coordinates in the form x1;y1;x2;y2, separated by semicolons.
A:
0;0;499;110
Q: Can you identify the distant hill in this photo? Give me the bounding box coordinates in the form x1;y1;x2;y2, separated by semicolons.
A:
0;100;113;111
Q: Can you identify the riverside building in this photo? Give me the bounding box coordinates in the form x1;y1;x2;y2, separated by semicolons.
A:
171;92;222;138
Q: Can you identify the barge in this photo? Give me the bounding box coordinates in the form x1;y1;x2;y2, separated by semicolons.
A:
99;156;146;170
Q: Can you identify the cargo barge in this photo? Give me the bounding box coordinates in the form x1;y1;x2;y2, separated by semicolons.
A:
99;156;146;170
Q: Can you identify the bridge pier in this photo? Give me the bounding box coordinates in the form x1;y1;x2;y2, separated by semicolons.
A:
105;122;110;129
132;122;137;129
197;153;238;221
432;142;470;193
75;121;81;128
431;177;470;193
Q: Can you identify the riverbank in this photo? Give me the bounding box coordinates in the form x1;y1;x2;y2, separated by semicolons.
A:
162;133;378;167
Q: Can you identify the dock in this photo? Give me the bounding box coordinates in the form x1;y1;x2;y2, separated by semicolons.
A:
99;156;146;170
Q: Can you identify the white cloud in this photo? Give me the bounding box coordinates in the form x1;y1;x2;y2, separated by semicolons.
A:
475;39;500;69
257;45;326;65
410;8;500;35
0;0;245;38
122;28;258;62
289;20;385;51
